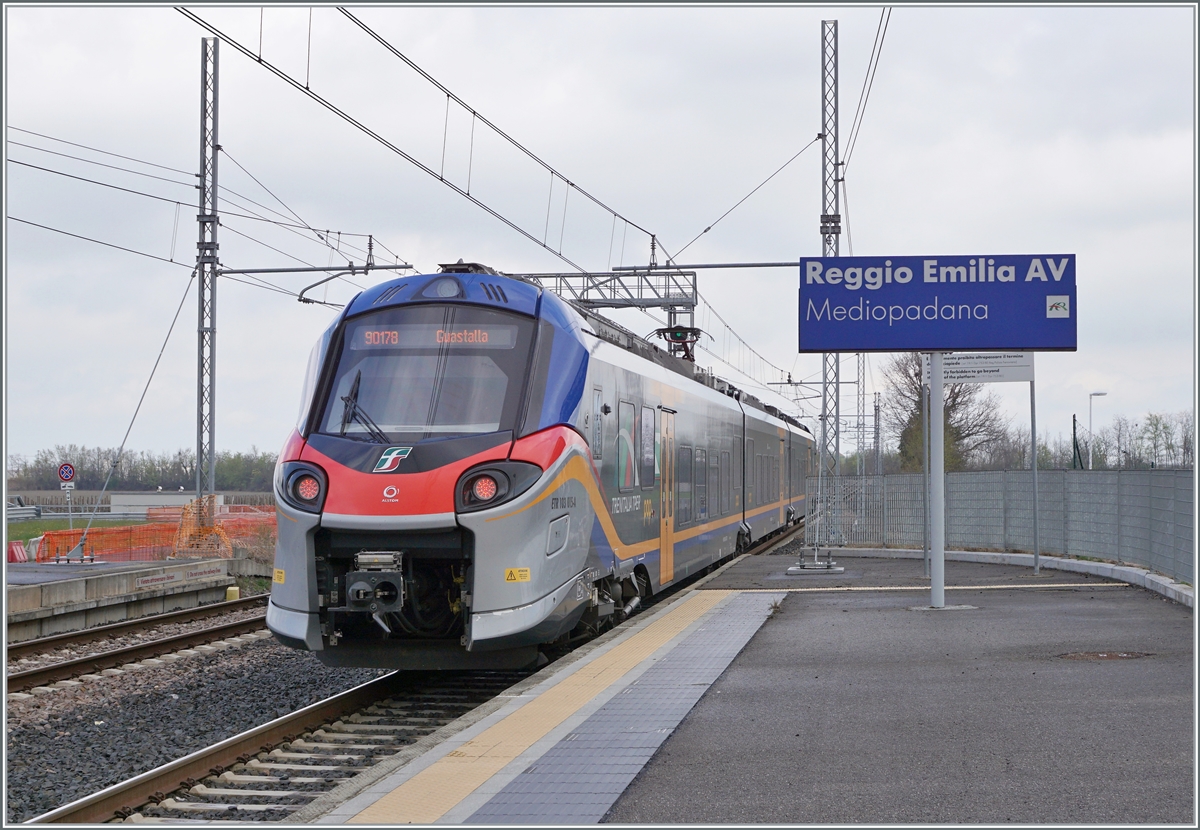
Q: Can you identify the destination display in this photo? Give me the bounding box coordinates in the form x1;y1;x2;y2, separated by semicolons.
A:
797;254;1077;352
351;324;519;350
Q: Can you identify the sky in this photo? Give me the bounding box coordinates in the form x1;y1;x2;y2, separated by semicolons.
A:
4;4;1196;463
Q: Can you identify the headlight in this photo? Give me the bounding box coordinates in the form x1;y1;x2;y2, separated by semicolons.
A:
471;475;500;502
278;461;328;513
456;461;543;513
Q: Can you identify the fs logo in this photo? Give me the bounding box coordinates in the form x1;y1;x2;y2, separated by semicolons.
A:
1046;296;1070;319
373;446;413;473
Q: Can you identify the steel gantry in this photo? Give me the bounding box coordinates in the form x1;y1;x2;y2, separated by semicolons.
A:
515;267;699;361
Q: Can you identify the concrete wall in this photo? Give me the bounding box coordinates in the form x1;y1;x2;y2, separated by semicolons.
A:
5;560;238;643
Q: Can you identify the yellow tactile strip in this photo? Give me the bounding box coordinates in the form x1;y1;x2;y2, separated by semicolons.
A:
348;589;731;825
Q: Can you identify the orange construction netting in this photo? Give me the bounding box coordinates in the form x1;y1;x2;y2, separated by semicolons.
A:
33;497;277;563
37;523;180;563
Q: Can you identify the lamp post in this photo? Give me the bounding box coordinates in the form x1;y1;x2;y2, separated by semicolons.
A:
1088;391;1107;469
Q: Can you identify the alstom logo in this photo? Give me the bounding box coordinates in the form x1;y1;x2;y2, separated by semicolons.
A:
373;447;413;473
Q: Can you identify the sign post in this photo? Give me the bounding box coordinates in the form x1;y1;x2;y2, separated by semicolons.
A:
929;352;945;607
923;352;1041;573
799;255;1075;608
58;463;76;532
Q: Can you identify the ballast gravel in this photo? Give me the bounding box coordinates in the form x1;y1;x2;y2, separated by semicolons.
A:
4;636;386;823
6;597;269;674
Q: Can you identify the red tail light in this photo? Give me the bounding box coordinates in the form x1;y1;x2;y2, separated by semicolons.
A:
471;475;499;501
295;475;321;502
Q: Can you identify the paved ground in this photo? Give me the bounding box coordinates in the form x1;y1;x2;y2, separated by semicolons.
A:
605;555;1194;824
5;559;213;585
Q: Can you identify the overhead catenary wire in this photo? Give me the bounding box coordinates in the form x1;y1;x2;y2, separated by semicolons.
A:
179;7;800;388
9;216;193;268
673;135;821;261
7;159;190;207
220;145;385;265
7;140;198;188
178;7;594;274
8;151;374;257
9;160;373;284
842;7;891;174
78;269;198;546
9;215;304;301
10;128;411;272
335;7;654;241
7;126;196;176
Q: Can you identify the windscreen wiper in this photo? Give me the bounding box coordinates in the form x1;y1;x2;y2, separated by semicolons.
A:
340;370;389;443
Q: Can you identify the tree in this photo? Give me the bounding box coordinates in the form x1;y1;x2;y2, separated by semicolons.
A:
880;353;1011;472
7;445;276;491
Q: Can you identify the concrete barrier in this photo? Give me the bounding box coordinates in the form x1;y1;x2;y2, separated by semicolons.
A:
5;560;239;643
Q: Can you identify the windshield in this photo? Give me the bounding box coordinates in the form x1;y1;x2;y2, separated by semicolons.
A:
316;304;536;441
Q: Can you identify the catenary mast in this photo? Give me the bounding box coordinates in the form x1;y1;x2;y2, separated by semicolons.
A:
196;37;219;503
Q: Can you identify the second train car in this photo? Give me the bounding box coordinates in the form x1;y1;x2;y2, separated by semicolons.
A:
267;263;814;669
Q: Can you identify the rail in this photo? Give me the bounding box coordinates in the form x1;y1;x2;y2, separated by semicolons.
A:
7;615;270;692
7;595;267;660
25;673;408;824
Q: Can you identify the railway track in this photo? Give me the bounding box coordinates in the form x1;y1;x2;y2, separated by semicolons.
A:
6;594;268;662
6;596;269;693
26;671;528;823
24;523;804;824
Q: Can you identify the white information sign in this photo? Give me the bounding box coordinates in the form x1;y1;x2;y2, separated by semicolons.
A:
923;352;1034;384
60;481;76;490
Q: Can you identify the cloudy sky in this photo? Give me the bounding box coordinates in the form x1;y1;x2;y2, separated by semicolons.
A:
4;4;1195;462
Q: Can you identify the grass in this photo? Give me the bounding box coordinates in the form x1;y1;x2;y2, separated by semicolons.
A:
235;575;273;596
6;518;149;545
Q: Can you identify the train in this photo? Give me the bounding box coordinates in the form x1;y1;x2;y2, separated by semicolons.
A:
266;263;815;669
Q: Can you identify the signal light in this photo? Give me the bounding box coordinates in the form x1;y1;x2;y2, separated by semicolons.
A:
471;475;499;502
295;475;321;502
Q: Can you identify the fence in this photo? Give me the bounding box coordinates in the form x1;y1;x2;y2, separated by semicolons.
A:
805;469;1195;585
32;499;276;563
37;523;181;562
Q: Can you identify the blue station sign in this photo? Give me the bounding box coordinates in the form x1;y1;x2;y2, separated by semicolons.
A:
798;254;1077;353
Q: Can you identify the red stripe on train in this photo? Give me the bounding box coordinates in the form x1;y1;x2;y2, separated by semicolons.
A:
302;441;512;516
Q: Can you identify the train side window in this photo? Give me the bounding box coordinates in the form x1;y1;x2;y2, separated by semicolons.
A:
745;439;754;507
710;449;720;517
756;454;763;504
591;388;603;459
720;450;731;515
695;449;707;522
640;406;656;489
677;445;693;527
733;442;741;509
617;401;636;492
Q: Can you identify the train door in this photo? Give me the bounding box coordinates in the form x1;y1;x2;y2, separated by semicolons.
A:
659;410;675;586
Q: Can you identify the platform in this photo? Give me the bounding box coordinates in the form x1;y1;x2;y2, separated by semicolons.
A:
5;558;238;642
295;552;1193;825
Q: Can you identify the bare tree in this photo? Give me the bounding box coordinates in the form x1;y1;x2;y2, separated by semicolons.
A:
880;353;1011;471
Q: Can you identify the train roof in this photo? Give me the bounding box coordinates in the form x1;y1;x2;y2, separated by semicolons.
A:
434;262;811;436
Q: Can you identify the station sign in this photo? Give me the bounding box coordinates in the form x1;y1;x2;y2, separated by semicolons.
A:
922;352;1034;385
798;255;1077;352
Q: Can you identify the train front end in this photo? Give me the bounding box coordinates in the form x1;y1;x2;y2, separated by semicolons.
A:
266;269;595;670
